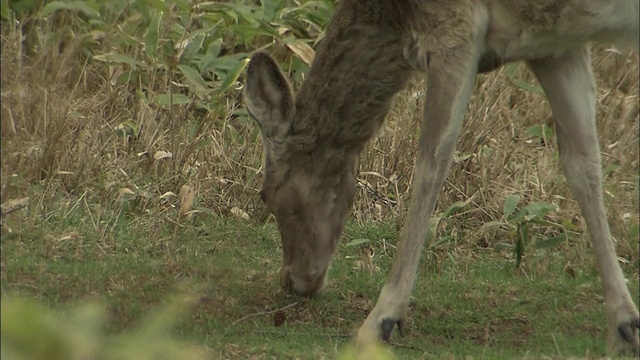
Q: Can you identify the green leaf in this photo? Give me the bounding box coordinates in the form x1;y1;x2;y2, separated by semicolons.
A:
424;216;440;247
506;63;519;78
533;234;567;249
1;0;10;20
39;1;100;18
145;0;170;12
153;94;191;107
480;221;516;231
180;34;207;62
218;57;249;93
135;0;150;20
526;124;554;139
115;119;140;138
442;196;475;218
177;65;208;93
428;235;454;249
170;0;191;12
198;40;223;73
229;24;279;38
522;202;557;219
345;238;370;247
261;0;283;21
507;208;528;222
145;11;162;60
503;194;520;219
602;162;620;178
511;79;545;95
213;53;249;73
515;223;528;267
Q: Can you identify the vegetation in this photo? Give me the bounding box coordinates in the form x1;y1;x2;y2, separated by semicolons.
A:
1;0;638;358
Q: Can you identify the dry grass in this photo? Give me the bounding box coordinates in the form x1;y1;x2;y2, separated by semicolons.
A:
358;47;639;259
1;15;638;269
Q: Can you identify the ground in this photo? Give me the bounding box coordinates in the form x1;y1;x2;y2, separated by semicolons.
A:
2;211;638;358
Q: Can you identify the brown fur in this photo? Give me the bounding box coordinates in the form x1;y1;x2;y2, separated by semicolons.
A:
244;0;639;355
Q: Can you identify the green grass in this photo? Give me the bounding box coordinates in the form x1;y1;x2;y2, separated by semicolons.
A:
2;204;638;359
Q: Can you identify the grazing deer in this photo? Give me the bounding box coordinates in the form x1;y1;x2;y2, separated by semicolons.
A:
244;0;639;355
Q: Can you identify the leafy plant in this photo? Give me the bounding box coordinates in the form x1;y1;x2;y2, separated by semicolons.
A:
483;195;575;267
1;293;208;360
425;196;476;250
506;63;545;95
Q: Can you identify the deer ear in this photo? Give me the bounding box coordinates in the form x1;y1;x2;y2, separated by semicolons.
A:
245;52;294;141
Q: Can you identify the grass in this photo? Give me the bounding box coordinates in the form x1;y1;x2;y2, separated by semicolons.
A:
2;207;639;358
1;0;639;358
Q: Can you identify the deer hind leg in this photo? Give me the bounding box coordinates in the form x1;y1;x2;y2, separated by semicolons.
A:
356;38;483;345
528;48;639;356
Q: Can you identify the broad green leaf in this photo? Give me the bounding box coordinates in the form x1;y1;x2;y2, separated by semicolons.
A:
526;124;554;139
508;208;528;222
39;1;100;18
213;53;249;73
1;0;9;20
442;196;475;218
135;0;150;20
522;202;557;219
515;223;528;267
424;217;440;246
345;238;370;247
218;57;249;93
115;70;143;87
533;234;567;249
180;34;206;62
145;0;170;12
512;79;545;95
67;111;85;119
115;119;140;138
177;65;208;93
602;162;620;178
187;122;200;142
503;194;520;219
153;94;191;107
145;11;162;60
428;235;454;249
171;0;191;12
262;0;283;21
506;63;519;78
230;22;280;38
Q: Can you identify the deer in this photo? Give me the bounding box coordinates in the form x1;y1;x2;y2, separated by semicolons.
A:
243;0;639;355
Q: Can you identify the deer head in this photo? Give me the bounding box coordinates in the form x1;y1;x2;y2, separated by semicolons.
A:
244;52;357;296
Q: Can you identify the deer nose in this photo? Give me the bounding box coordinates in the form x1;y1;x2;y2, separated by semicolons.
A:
279;266;326;296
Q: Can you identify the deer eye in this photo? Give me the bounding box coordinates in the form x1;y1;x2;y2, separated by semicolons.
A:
259;189;267;203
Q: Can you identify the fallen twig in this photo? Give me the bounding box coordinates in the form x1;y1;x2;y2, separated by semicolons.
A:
1;204;27;217
255;329;353;338
1;197;30;218
390;341;425;352
230;301;298;327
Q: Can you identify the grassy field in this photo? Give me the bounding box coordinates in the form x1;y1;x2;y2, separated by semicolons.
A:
1;0;639;359
2;211;639;358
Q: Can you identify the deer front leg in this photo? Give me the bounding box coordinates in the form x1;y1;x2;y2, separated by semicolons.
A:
528;48;639;356
356;45;481;345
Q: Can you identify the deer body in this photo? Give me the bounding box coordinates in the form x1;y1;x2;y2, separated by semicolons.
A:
244;0;639;355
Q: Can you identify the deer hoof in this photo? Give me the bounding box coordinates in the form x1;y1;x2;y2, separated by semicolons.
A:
617;318;639;343
381;318;405;342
